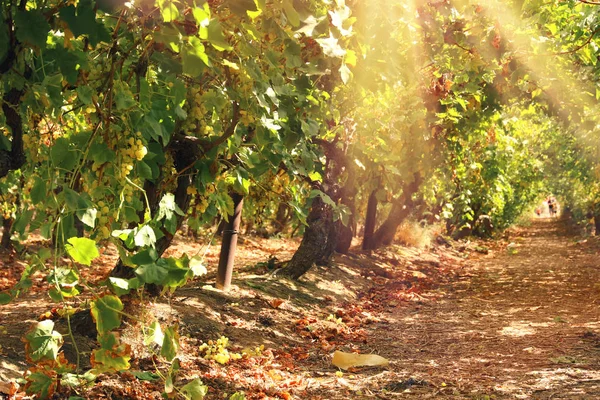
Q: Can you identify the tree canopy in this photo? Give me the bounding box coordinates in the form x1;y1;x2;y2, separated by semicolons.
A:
2;0;600;397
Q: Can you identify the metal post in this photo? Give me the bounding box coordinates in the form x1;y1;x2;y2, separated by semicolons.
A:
216;192;244;291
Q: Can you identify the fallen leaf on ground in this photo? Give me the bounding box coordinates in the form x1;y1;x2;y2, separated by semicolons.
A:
0;381;18;396
269;298;284;309
332;350;389;370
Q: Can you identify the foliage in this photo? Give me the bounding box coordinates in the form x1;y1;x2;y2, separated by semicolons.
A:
4;0;600;397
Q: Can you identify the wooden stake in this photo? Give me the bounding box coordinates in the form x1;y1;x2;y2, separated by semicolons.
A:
216;192;244;291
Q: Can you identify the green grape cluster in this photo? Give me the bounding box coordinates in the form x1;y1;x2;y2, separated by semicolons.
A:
198;336;242;365
187;183;216;215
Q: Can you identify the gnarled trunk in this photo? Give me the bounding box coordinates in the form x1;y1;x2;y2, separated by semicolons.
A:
272;202;290;235
279;144;347;278
362;189;379;250
1;217;13;250
368;174;422;249
278;196;336;280
110;137;196;280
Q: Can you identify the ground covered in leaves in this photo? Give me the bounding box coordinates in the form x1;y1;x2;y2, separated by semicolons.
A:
2;217;600;399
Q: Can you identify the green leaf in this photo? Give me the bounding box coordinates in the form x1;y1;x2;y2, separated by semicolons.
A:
161;257;191;288
207;19;232;51
182;37;209;77
181;378;209;400
25;371;56;399
77;86;94;105
24;320;63;362
50;138;69;166
0;292;12;304
301;120;319;137
59;0;111;46
89;142;116;164
132;370;160;381
157;0;180;22
48;268;80;300
136;160;153;180
91;332;131;372
135;263;168;284
115;88;137;110
62;188;81;212
131;248;159;265
46;47;87;85
226;0;258;16
161;325;180;361
340;63;351;84
316;34;346;58
14;10;51;48
30;176;47;205
229;393;246;400
65;237;99;266
90;295;123;333
108;277;134;296
344;49;357;67
282;0;300;27
13;209;34;236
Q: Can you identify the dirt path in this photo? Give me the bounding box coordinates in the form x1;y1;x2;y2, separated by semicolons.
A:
353;218;600;399
3;218;600;399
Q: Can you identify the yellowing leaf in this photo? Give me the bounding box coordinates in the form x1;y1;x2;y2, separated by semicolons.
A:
65;237;99;266
282;0;300;27
344;50;357;67
161;325;180;361
181;378;208;399
91;332;131;373
24;371;56;399
157;0;179;22
24;320;63;362
331;350;389;370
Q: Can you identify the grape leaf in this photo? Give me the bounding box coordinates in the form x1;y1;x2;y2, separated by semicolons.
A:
91;332;131;372
90;295;123;333
207;19;232;51
181;378;209;399
282;0;300;27
161;325;180;361
144;320;164;346
157;0;179;22
24;320;63;362
14;10;51;48
25;371;56;399
79;208;97;228
0;292;11;304
65;237;99;266
30;176;47;205
134;225;157;247
132;371;160;381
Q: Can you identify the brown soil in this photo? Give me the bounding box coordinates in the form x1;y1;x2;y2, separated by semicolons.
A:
1;218;600;399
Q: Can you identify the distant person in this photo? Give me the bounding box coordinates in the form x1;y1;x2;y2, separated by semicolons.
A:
547;196;557;217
